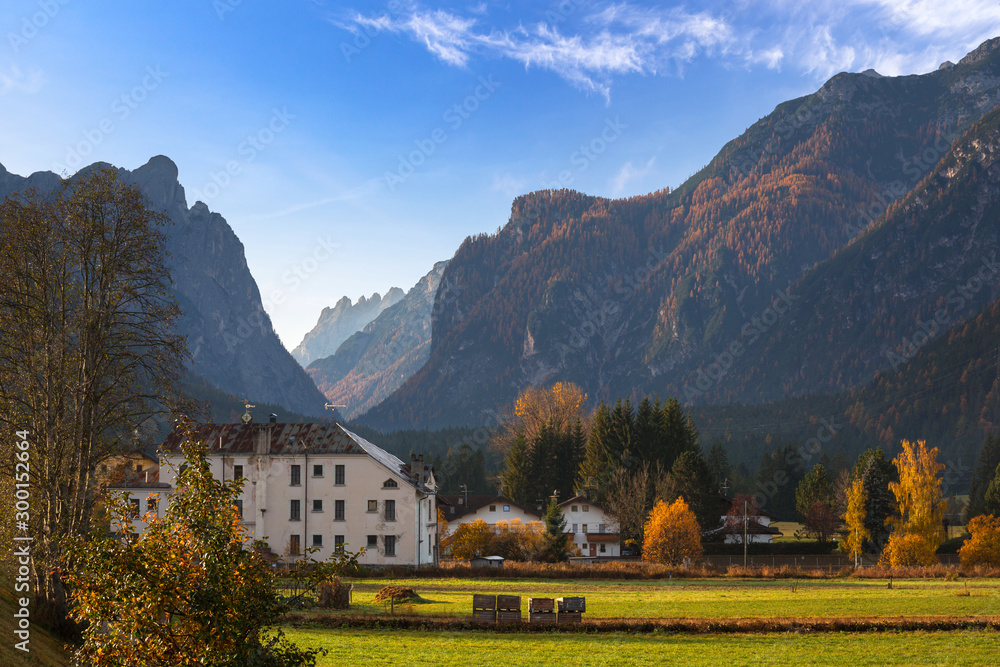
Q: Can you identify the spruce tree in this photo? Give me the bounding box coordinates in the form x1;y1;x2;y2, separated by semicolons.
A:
967;432;1000;520
578;402;613;496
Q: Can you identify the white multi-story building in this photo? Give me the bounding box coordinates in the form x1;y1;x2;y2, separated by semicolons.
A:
559;495;620;558
111;416;438;567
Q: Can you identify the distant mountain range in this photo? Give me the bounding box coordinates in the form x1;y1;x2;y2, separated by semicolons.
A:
357;36;1000;432
306;261;448;420
0;156;329;419
292;288;404;366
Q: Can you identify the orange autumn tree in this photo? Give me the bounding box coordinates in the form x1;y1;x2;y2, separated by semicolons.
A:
840;476;870;567
492;381;588;452
643;497;703;565
959;514;1000;567
879;439;947;567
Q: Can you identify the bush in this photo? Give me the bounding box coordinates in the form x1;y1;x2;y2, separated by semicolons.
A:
959;514;1000;567
317;578;351;610
879;533;939;567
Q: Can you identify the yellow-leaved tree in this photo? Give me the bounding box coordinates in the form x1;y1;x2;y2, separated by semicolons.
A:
492;381;588;452
841;476;870;566
879;440;946;567
959;514;1000;567
642;497;703;565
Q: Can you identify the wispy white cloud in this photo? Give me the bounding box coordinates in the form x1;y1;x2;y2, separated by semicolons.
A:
337;3;742;100
610;156;655;195
336;1;1000;98
0;65;43;96
492;172;529;197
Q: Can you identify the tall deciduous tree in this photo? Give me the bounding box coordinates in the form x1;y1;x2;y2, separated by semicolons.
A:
880;440;947;567
0;169;187;631
841;476;870;565
642;497;703;565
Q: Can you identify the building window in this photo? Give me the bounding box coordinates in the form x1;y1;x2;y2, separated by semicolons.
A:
582;524;588;533
384;499;396;521
334;464;345;485
290;465;301;486
290;499;301;521
571;505;578;512
233;464;243;480
503;505;510;512
235;499;243;519
135;464;143;474
571;524;577;533
384;535;396;556
368;500;378;512
129;498;140;518
335;499;345;521
334;535;345;553
600;544;606;553
312;499;323;512
599;523;606;533
367;534;378;548
582;505;589;512
147;496;158;515
289;534;301;556
313;464;323;477
312;534;323;547
489;505;496;512
383;478;398;488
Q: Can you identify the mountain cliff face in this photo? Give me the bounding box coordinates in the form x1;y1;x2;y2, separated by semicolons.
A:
307;261;448;419
292;288;405;365
0;156;329;417
361;37;1000;430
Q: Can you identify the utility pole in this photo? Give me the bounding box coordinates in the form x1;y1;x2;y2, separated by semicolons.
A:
743;499;748;568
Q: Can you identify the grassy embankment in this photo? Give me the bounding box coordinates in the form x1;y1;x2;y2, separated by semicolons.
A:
0;573;70;667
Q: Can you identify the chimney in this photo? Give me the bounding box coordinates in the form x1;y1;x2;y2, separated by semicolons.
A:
269;413;277;424
144;471;149;483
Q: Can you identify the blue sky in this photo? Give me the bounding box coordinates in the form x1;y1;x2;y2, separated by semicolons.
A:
2;1;999;349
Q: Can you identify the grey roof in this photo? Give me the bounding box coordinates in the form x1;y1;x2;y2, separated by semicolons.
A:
160;421;433;493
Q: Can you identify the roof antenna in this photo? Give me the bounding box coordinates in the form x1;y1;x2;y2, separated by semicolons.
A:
324;403;347;422
241;401;255;425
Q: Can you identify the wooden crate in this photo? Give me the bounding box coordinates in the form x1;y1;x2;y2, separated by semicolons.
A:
529;612;557;625
496;594;521;611
557;597;586;613
473;594;497;610
528;597;555;613
497;610;522;623
557;612;583;624
472;610;497;623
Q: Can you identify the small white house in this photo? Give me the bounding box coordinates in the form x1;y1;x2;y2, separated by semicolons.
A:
559;495;620;558
114;416;438;568
438;494;542;527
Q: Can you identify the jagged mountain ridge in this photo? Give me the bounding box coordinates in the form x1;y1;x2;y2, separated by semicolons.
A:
360;37;1000;430
0;156;329;417
292;288;405;366
307;261;448;419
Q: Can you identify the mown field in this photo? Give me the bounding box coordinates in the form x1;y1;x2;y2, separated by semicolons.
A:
329;576;1000;620
283;627;1000;666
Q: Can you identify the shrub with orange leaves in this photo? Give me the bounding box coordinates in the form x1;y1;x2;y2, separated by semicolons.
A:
959;514;1000;567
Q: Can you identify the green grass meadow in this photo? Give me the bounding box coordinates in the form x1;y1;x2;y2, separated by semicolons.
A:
283;627;1000;666
334;576;1000;620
